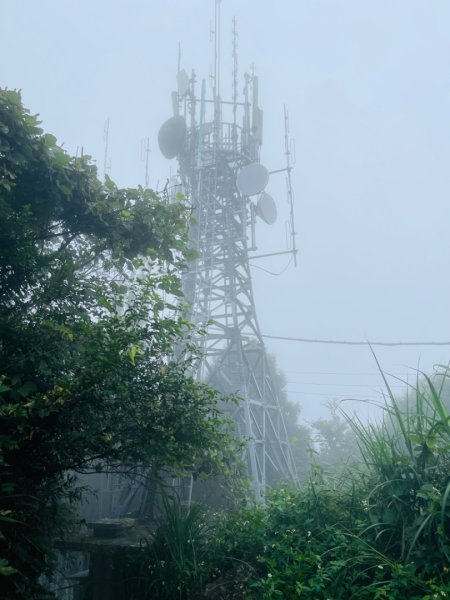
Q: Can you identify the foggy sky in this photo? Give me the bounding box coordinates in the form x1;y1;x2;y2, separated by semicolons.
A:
2;0;450;420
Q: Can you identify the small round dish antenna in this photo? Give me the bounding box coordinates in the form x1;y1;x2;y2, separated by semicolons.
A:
236;163;269;196
256;192;277;225
158;115;186;159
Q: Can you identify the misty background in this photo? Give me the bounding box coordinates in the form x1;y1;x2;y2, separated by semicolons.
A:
2;0;450;422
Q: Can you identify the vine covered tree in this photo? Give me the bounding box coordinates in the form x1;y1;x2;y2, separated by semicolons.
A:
0;90;238;598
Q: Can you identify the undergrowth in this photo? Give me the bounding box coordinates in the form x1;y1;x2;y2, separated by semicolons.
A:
123;369;450;599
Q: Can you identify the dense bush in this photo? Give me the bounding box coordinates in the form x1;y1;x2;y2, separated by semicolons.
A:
126;372;450;599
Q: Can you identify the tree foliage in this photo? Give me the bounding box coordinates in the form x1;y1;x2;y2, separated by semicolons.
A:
311;400;361;475
0;89;238;598
126;375;450;599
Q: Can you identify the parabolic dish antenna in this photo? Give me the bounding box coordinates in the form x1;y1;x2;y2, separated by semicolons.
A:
158;115;186;159
236;163;269;196
256;192;277;225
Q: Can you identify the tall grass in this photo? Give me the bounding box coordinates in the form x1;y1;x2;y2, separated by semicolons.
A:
121;367;450;599
347;360;450;573
125;489;211;600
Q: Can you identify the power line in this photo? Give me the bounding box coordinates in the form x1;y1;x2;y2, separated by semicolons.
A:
287;390;382;399
285;370;409;376
263;335;450;347
287;381;404;388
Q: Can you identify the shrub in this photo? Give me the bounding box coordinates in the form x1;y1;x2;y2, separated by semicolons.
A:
350;367;450;575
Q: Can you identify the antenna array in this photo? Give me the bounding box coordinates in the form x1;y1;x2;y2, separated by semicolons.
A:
157;4;298;500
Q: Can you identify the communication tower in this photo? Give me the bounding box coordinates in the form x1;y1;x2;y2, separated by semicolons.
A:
158;3;298;500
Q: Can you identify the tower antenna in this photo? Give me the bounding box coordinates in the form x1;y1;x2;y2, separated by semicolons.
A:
284;105;298;266
214;0;221;99
103;117;111;181
156;10;298;503
232;16;238;148
141;137;150;189
212;0;222;149
153;2;301;505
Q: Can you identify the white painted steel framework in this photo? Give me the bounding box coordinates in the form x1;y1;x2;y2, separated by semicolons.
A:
159;43;297;498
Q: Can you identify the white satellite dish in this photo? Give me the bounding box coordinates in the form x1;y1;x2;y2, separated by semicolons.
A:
236;163;269;196
158;115;186;159
256;193;277;225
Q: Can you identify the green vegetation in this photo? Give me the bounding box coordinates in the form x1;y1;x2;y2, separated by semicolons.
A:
310;400;361;475
1;91;449;599
125;373;450;598
0;89;239;598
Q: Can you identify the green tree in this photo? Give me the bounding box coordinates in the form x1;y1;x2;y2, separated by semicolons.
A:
311;401;361;475
0;90;238;598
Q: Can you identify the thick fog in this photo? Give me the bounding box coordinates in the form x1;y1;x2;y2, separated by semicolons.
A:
2;0;450;420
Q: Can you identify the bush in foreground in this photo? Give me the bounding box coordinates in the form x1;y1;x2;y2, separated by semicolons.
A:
127;371;450;599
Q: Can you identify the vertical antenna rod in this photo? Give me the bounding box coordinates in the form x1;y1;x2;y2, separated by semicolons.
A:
212;0;222;149
144;137;150;189
214;0;221;99
103;117;110;181
232;16;238;130
284;105;298;266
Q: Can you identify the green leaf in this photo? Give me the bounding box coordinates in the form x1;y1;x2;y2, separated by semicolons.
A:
128;345;142;365
17;381;37;398
98;296;115;313
43;133;57;148
53;149;71;167
42;320;75;340
3;90;21;105
0;558;17;576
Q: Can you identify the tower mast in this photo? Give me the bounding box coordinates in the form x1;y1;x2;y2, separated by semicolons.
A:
158;6;297;499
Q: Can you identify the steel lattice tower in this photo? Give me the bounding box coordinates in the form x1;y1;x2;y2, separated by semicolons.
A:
158;7;297;499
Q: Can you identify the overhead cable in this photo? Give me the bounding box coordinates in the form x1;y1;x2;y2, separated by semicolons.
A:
287;390;382;399
262;335;450;347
